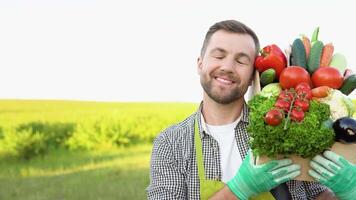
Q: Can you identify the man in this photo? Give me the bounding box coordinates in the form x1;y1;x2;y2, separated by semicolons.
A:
147;20;350;199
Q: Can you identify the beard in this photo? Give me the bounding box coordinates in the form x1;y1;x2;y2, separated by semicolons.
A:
200;71;248;104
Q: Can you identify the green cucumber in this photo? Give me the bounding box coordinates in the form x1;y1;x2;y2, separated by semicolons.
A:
260;68;276;86
340;74;356;95
307;40;324;74
291;38;307;68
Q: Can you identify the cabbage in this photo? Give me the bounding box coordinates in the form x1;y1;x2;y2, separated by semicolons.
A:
319;90;355;121
260;83;282;98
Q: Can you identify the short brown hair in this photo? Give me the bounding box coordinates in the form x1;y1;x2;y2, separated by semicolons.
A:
200;20;260;57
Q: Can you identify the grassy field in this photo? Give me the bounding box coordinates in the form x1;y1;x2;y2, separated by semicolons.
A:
0;99;354;200
0;144;152;200
0;100;197;200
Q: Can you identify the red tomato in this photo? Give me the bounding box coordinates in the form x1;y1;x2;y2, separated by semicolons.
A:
279;66;311;89
275;99;291;113
294;99;309;112
278;90;294;102
311;67;343;89
296;88;312;100
290;107;305;122
264;109;283;126
311;86;331;98
295;82;311;91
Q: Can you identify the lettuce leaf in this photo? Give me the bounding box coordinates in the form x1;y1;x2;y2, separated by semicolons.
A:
247;95;335;158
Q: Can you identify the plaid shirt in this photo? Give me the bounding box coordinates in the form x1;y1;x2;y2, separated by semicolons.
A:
147;103;328;199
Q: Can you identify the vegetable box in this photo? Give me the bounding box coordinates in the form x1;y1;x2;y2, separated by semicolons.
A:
251;69;356;181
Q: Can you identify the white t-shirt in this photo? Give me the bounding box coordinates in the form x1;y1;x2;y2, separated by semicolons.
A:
202;115;243;183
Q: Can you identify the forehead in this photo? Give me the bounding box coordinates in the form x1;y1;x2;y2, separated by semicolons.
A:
206;30;256;57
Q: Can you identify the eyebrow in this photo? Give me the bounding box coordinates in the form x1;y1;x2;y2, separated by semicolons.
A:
210;48;252;62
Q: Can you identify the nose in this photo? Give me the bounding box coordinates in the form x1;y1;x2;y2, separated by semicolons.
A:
220;58;235;72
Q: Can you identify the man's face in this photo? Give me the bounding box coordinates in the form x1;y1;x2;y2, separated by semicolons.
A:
197;30;256;104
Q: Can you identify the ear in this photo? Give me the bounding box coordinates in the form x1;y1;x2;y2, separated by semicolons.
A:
197;56;203;75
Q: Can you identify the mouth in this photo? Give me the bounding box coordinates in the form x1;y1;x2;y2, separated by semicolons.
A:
214;76;236;85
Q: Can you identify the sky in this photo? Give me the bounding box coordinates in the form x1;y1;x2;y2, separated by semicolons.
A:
0;0;355;102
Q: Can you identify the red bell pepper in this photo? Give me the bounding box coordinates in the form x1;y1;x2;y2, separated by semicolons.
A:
254;44;287;79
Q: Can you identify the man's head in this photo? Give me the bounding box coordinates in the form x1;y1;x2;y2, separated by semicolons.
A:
200;20;260;58
197;20;260;104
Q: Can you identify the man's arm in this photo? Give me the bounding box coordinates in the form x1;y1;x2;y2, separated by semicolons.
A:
209;183;337;200
208;183;337;200
146;133;187;199
213;151;301;200
209;185;238;200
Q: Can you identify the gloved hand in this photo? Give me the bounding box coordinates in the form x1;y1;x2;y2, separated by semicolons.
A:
308;150;356;200
227;151;301;200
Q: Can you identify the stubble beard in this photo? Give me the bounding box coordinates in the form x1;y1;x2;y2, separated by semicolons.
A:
200;74;247;104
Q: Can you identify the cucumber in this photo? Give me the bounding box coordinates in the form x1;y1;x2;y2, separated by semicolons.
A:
291;38;307;68
340;74;356;95
260;68;276;86
329;53;347;75
307;40;324;74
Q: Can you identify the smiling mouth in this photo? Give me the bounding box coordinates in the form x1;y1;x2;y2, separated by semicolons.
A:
215;77;235;85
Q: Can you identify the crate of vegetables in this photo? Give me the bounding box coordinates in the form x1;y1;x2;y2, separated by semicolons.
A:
248;27;356;181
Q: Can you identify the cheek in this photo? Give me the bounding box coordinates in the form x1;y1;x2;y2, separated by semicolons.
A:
239;68;254;83
200;62;213;76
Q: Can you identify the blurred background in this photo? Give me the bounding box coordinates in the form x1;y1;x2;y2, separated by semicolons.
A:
0;0;355;199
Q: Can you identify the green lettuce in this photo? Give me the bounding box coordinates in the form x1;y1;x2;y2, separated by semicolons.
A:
247;95;335;158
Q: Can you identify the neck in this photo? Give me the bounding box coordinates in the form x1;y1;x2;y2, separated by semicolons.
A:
202;94;244;125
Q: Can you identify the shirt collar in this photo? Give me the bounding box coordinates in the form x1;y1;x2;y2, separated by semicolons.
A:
195;100;249;139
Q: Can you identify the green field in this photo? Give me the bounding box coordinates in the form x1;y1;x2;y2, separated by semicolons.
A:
0;144;152;200
1;99;355;200
0;100;198;200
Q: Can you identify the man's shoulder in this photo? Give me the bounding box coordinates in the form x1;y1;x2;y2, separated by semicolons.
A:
154;112;196;146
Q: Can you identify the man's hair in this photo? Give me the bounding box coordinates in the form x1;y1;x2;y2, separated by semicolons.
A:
200;20;260;57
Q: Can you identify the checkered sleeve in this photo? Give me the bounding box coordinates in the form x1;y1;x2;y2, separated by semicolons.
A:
303;181;329;199
147;132;187;200
286;180;328;200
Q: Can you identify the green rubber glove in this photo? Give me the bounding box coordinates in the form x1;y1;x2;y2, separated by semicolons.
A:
308;150;356;200
227;151;301;200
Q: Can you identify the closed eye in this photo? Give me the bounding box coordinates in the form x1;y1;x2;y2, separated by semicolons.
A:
235;53;252;65
213;56;224;59
236;59;248;65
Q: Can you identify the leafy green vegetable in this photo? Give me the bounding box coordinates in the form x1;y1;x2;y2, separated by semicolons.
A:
247;95;335;158
260;83;282;98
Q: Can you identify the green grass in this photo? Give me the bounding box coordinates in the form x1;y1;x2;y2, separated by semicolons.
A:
0;99;197;130
0;100;197;150
0;143;152;200
0;100;197;200
0;99;353;200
